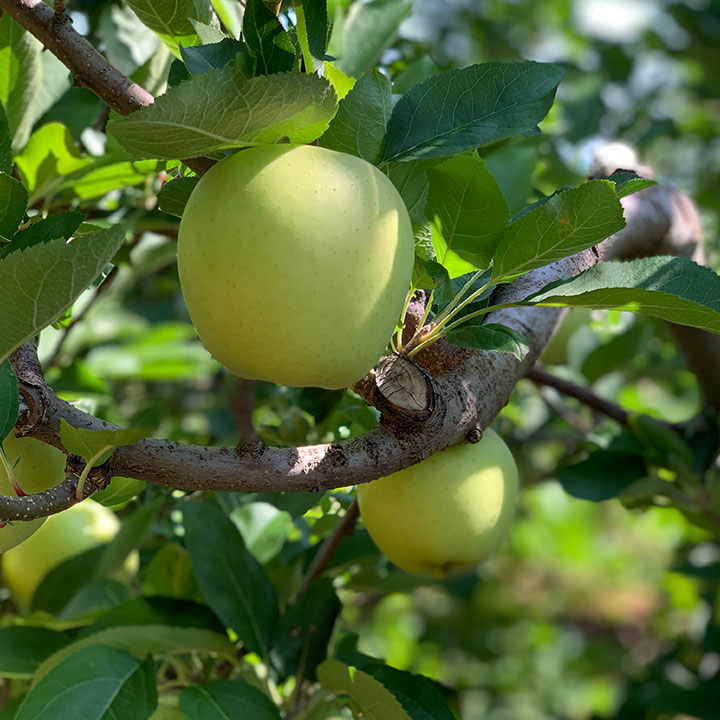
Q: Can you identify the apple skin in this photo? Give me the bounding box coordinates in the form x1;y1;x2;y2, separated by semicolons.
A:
1;501;128;608
0;435;67;554
357;429;519;577
177;144;414;389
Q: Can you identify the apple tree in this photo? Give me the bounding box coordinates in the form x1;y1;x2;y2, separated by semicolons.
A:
0;1;719;718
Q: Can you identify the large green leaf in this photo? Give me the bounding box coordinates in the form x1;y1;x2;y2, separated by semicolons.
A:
16;646;157;720
2;211;85;257
14;123;92;203
0;628;72;679
0;103;10;174
0;359;18;442
0;172;27;241
338;0;412;79
320;70;394;165
243;0;295;74
523;257;720;334
34;625;235;681
180;680;281;720
317;659;411;720
492;180;625;281
124;0;212;52
382;61;563;163
0;225;126;364
183;500;279;662
0;15;42;151
108;68;337;159
364;664;456;720
426;155;509;276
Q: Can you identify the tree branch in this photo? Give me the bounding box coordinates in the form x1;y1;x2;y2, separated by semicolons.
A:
527;365;629;427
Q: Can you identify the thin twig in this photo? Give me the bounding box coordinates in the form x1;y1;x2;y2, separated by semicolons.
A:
527;365;630;427
295;500;360;600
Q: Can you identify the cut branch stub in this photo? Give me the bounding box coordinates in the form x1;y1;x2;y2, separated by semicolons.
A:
371;354;437;427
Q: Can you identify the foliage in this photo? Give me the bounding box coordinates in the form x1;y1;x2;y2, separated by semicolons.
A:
0;1;718;719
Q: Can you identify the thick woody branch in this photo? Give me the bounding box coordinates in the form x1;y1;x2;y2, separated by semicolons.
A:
1;174;708;522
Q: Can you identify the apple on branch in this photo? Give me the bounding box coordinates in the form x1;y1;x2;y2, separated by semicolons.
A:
177;144;414;389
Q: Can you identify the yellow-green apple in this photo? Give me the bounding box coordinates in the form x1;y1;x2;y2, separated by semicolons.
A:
357;428;519;577
2;501;135;607
0;435;67;553
177;144;414;389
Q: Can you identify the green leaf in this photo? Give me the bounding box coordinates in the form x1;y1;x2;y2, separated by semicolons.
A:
180;38;253;75
363;664;456;720
14;123;92;203
0;15;42;151
303;0;331;60
59;419;151;465
124;0;213;52
211;0;243;39
93;476;146;508
320;70;394;164
183;499;279;661
108;68;338;159
189;19;227;44
446;322;530;360
0;103;11;174
0;225;126;364
230;502;292;564
557;450;647;502
604;170;656;198
34;625;234;682
270;579;340;681
0;627;72;679
157;177;199;217
0;359;18;443
426;155;509;276
484;144;537;216
2;210;85;257
16;646;157;720
492;180;625;281
523;257;720;334
143;543;198;599
387;159;437;224
628;414;694;471
243;0;296;75
180;679;281;720
68;159;166;201
94;498;161;580
338;0;412;79
0;172;27;241
317;659;412;720
382;61;563;163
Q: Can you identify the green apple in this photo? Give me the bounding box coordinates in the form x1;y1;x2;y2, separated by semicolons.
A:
1;500;130;607
0;435;67;554
177;144;414;389
540;308;592;365
357;428;519;577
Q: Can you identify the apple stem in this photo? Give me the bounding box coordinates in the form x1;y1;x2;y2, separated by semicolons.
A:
0;444;26;497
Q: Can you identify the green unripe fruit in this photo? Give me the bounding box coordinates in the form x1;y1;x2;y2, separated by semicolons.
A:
0;435;66;554
2;501;130;607
357;429;519;577
177;144;414;389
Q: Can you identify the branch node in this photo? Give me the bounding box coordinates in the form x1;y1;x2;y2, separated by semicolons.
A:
466;426;483;444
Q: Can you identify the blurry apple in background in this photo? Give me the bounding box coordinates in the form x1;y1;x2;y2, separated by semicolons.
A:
2;501;136;607
357;428;519;577
0;434;67;553
177;144;414;389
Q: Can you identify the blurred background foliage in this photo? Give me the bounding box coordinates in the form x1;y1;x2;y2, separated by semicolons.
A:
2;1;720;719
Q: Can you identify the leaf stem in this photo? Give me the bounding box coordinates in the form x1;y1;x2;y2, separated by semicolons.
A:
74;444;113;501
394;286;415;352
